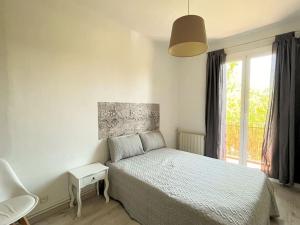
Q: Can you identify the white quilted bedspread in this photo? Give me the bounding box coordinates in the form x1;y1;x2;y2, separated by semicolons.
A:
107;148;279;225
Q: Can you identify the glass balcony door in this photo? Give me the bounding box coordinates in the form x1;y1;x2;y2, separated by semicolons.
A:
225;47;272;168
225;60;243;162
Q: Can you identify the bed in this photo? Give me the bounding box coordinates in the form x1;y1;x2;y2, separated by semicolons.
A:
107;148;279;225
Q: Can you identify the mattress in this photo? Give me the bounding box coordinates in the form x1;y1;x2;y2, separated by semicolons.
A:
107;148;279;225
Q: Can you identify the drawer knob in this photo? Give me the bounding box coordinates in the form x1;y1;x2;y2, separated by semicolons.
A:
92;177;95;180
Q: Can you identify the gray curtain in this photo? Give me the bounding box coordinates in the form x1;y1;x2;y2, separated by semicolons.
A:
293;37;300;183
204;49;226;159
262;32;299;185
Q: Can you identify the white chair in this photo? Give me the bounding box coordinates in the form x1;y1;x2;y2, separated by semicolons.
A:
0;159;39;225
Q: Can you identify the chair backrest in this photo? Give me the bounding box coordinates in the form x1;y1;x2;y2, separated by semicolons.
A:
0;159;27;202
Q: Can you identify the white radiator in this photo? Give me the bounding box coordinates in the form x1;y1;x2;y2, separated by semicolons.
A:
178;130;205;155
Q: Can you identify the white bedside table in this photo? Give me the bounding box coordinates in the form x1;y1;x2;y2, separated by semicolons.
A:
68;163;109;217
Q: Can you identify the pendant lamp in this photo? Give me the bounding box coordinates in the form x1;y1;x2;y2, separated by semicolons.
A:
169;0;208;57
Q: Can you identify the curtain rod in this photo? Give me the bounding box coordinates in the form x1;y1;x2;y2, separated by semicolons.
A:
223;30;300;50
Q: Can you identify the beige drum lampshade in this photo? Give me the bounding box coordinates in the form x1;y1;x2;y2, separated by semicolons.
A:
169;15;208;57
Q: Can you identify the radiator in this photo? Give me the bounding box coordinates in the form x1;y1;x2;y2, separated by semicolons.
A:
178;130;205;155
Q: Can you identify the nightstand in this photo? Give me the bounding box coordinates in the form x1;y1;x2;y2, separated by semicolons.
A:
68;163;109;217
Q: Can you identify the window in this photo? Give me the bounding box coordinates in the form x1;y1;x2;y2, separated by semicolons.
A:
225;47;272;168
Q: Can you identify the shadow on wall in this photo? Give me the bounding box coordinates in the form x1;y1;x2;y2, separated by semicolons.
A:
2;0;180;215
0;2;10;159
31;138;109;214
33;172;67;212
92;139;110;163
148;40;179;148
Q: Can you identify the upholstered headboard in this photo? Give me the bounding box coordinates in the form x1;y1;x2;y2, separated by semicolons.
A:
98;102;159;139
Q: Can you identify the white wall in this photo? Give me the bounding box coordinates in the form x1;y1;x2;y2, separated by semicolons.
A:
1;0;178;214
210;17;300;51
0;0;10;158
177;55;207;134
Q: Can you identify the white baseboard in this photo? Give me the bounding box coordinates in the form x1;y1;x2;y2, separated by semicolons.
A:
29;186;98;223
269;178;300;189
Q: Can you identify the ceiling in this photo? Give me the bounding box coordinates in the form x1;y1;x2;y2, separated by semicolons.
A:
75;0;300;40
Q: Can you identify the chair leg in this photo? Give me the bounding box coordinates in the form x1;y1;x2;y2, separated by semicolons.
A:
18;217;30;225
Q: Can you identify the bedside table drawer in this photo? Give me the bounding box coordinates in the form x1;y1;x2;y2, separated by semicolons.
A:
82;171;106;186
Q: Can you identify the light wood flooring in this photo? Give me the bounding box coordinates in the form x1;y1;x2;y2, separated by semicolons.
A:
32;182;300;225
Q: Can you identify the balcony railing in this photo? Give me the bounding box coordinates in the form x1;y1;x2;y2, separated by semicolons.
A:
226;123;265;163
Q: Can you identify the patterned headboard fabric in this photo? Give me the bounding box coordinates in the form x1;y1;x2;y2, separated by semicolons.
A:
98;102;159;139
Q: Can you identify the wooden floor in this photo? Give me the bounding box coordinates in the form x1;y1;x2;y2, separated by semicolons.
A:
33;182;300;225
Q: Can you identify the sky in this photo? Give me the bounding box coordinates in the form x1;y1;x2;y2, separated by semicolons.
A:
250;55;272;91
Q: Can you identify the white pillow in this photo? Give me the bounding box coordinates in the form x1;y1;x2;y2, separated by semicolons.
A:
108;134;144;162
139;131;166;152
